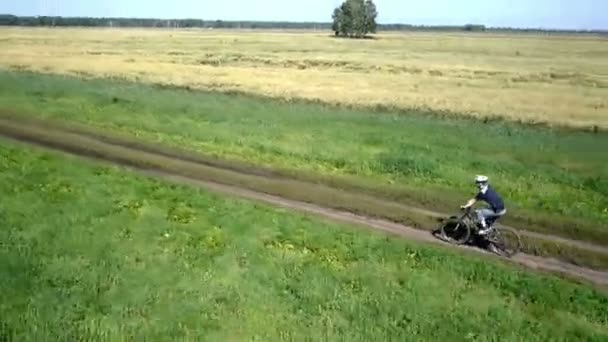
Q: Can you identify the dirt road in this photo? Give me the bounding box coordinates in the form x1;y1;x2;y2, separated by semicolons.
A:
0;117;606;289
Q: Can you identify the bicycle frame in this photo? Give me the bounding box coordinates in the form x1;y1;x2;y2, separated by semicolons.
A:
456;207;480;232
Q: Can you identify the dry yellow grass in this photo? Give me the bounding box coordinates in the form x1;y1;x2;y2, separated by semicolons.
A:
1;27;607;127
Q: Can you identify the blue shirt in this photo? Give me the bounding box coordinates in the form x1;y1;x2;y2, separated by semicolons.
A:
476;186;505;212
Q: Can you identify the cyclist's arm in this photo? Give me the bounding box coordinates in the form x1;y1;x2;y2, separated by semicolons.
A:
463;198;477;208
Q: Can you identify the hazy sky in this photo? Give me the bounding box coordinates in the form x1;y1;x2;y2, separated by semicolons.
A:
2;0;605;30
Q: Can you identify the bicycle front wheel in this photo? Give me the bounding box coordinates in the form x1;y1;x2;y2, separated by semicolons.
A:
440;219;471;245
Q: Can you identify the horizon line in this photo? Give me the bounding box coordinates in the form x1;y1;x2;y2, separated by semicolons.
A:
1;13;606;32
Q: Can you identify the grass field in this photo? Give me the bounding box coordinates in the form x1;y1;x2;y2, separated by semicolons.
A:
1;27;607;128
1;115;607;271
1;71;606;245
1;140;607;340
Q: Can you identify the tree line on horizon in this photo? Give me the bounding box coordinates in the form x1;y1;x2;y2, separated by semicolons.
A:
0;14;604;35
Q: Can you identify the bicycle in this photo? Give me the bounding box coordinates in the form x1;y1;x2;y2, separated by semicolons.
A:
438;206;521;258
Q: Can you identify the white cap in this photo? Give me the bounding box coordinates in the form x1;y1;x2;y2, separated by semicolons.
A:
475;175;489;183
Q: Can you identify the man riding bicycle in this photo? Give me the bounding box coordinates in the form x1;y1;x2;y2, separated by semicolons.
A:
461;175;506;235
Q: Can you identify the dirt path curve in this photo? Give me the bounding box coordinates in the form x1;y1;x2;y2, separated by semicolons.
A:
2;114;606;256
1;132;607;289
146;171;608;288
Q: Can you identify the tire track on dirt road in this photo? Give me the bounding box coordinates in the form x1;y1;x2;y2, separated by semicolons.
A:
3;114;607;256
0;118;607;289
145;171;608;289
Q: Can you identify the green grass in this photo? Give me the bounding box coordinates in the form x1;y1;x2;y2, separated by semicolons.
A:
1;117;607;270
0;71;606;243
1;140;608;341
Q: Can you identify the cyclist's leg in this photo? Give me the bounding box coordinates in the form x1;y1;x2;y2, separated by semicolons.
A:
486;209;507;227
475;208;493;226
475;208;500;234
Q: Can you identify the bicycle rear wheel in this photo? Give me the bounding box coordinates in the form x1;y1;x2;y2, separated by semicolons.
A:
489;227;521;257
440;219;471;245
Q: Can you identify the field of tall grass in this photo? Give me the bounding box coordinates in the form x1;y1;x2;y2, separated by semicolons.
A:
1;140;607;340
1;71;606;245
1;27;607;128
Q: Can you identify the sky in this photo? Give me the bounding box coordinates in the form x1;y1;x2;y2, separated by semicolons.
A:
1;0;606;30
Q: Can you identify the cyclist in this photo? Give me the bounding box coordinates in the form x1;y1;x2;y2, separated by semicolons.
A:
461;175;507;235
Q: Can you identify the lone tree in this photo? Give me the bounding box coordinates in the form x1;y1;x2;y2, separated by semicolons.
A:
332;0;378;38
